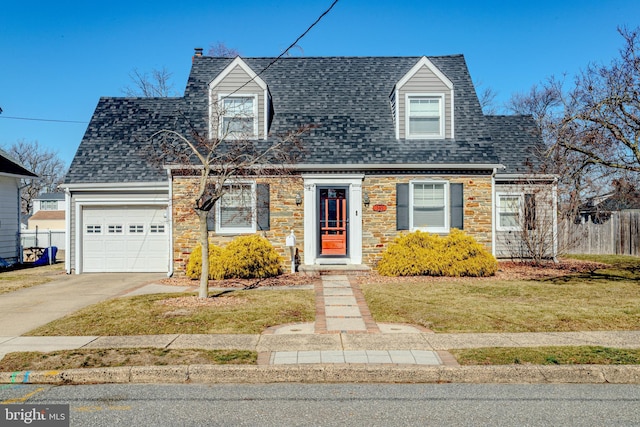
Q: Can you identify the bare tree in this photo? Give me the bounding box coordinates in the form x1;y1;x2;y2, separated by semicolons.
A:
149;102;312;298
4;139;66;214
558;27;640;176
207;42;240;58
475;80;499;115
122;67;177;97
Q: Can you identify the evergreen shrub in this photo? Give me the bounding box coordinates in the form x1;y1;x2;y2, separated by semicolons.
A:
377;229;497;277
186;235;283;280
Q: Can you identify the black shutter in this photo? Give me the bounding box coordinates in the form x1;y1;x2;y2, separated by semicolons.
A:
396;183;409;230
207;208;215;232
525;193;536;230
450;183;464;230
256;183;270;231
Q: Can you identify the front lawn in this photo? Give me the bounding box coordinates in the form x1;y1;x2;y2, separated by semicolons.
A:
360;256;640;333
26;290;315;336
0;263;65;294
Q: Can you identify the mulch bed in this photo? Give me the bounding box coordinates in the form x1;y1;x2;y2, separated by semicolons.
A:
160;258;607;289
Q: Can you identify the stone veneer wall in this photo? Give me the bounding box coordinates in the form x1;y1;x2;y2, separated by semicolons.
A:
172;174;493;275
172;176;305;276
361;175;493;267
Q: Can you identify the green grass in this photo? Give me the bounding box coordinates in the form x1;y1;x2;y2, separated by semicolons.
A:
26;290;315;336
451;346;640;365
0;348;257;371
362;255;640;333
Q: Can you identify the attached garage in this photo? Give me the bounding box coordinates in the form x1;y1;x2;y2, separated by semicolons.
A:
81;206;169;272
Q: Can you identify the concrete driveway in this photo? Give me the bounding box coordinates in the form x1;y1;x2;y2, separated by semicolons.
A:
0;273;166;336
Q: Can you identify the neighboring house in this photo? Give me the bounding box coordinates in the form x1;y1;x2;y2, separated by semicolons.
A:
578;181;640;224
28;192;66;230
0;148;38;264
62;51;557;274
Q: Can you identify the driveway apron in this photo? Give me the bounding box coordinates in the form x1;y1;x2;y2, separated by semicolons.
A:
0;273;165;336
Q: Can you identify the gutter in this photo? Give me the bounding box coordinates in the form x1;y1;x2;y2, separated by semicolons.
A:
166;169;174;278
164;163;506;172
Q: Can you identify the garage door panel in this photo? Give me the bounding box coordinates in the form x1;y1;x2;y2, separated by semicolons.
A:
82;206;169;273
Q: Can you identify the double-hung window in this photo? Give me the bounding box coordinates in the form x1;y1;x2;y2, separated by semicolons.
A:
497;194;523;231
217;183;256;233
410;182;448;233
219;95;257;139
407;94;444;138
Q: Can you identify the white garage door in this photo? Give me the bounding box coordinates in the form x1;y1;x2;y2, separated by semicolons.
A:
82;206;169;272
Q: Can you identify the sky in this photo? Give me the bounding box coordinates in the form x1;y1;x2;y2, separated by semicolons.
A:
1;0;637;167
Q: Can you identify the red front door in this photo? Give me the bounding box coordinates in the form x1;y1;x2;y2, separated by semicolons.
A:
319;188;348;256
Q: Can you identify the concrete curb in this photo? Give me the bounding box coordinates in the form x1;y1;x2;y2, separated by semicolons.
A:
2;364;640;385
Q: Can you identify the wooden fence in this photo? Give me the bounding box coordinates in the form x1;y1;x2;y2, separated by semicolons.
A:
559;210;640;256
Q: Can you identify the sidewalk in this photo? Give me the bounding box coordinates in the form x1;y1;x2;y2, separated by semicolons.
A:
1;274;640;384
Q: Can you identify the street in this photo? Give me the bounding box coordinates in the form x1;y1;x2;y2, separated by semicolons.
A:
2;383;639;426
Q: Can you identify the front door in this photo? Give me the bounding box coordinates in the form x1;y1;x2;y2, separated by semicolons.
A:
318;187;348;256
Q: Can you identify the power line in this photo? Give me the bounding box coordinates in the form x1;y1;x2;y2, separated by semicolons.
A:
0;115;88;124
218;0;339;101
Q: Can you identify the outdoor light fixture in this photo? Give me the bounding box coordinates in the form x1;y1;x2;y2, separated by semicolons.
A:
295;192;302;206
363;192;370;206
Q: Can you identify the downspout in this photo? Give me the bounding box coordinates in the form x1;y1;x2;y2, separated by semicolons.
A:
552;177;558;262
491;168;497;257
64;188;72;274
167;169;174;277
16;180;23;264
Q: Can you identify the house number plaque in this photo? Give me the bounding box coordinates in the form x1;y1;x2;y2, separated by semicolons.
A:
372;204;387;212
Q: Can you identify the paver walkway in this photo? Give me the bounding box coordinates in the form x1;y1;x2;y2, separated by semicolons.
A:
268;274;444;365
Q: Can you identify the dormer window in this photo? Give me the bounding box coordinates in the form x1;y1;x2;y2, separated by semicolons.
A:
406;94;444;139
219;94;258;139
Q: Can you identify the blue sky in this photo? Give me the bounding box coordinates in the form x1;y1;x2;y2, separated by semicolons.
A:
1;0;637;167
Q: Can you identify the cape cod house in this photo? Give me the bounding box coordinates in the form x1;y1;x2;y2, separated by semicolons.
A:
62;51;557;274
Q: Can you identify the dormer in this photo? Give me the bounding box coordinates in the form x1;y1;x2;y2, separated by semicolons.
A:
391;56;454;140
209;57;272;140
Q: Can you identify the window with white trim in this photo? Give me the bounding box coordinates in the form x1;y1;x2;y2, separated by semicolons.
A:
40;200;59;210
497;194;523;231
150;224;166;234
410;181;449;233
108;225;123;234
129;224;145;234
217;183;256;233
219;95;258;139
406;94;444;138
86;224;102;234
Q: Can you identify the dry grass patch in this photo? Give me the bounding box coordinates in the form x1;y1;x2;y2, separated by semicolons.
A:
26;290;315;336
0;348;256;371
361;257;640;333
451;346;640;365
0;263;65;294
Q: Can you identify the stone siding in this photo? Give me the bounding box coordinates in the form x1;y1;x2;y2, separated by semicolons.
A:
172;174;493;275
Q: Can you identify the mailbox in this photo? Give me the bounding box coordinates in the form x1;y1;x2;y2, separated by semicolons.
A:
286;231;296;247
285;231;296;273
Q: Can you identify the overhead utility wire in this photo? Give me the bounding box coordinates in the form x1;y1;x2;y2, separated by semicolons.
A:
0;115;88;124
218;0;339;101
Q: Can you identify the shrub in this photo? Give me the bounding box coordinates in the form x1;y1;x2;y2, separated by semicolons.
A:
186;235;283;280
221;235;283;279
377;229;497;277
186;243;225;280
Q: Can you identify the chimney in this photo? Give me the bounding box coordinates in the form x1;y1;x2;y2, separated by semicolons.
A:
193;47;203;62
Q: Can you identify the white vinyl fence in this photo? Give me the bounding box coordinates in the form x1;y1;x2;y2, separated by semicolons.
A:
560;210;640;256
20;230;66;251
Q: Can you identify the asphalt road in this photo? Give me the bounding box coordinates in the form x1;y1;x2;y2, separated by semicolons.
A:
2;383;639;426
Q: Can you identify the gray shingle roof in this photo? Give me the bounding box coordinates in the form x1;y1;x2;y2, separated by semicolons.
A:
66;56;542;184
0;148;38;178
485;115;546;175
